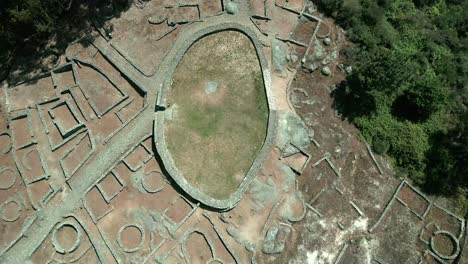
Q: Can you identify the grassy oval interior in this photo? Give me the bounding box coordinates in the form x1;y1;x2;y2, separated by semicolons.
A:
165;30;268;199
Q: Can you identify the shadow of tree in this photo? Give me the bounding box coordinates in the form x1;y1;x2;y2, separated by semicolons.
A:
331;77;376;121
423;112;468;197
0;0;132;84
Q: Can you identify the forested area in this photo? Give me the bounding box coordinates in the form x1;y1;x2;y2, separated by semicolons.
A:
318;0;467;214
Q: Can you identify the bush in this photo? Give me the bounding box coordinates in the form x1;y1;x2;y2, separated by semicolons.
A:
326;0;467;202
372;136;390;155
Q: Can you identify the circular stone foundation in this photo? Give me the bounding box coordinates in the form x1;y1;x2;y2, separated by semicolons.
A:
0;168;16;190
117;224;145;253
52;222;82;254
0;132;12;154
142;170;164;193
430;230;460;260
0;200;21;222
154;23;277;210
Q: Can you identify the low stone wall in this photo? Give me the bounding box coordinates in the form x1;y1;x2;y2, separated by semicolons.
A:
154;22;277;210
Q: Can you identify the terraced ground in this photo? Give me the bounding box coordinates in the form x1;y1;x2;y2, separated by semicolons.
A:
165;30;268;199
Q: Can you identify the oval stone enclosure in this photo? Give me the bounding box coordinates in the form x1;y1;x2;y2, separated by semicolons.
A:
155;24;276;209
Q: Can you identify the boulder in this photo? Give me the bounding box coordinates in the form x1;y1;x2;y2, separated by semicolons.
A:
226;2;239;15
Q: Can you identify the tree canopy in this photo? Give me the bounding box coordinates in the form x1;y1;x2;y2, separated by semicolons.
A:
320;0;467;215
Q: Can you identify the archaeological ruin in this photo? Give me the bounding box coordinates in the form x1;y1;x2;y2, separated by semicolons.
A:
0;1;466;264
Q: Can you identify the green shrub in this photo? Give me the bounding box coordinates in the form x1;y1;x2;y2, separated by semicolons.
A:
326;0;467;201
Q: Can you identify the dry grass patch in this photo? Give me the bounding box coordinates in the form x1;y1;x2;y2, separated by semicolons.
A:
165;30;268;199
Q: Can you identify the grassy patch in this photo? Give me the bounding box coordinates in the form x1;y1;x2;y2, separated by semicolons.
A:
165;31;268;199
185;106;224;138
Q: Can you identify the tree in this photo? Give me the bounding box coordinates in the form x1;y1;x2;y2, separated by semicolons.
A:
392;76;448;122
424;112;468;195
323;0;467;208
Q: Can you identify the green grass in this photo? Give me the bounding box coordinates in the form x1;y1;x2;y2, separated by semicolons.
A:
165;31;268;199
185;106;224;138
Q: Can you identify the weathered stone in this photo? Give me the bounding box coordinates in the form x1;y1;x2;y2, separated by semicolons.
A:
287;53;298;64
226;2;239;15
272;39;288;73
263;226;287;254
308;6;316;14
277;111;311;151
304;62;319;72
313;39;326;60
263;226;279;254
245;242;255;252
321;66;331;76
321;50;338;65
205;81;218;94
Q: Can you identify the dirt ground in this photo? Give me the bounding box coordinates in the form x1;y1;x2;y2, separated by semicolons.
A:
0;1;466;264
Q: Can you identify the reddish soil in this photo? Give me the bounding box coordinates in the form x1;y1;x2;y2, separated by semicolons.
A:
99;172;124;200
165;198;192;224
11;117;31;147
291;16;317;44
186;232;212;264
51;103;80;133
55;224;78;251
54;70;75;90
125;145;151;169
199;0;223;17
120;225;143;249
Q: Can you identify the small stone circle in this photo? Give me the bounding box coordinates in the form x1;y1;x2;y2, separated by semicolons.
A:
117;223;145;253
430;230;460;260
142;170;164;193
0;168;16;190
0;132;12;154
52;221;83;254
0;199;22;222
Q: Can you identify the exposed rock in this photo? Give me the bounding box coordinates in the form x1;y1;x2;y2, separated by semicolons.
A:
272;39;288;74
205;81;218;94
263;226;280;254
226;2;239;15
321;66;331;76
323;37;332;46
307;5;316;14
249;178;277;211
303;62;319;72
321;50;338;65
263;226;290;254
245;242;255;252
287;53;298;64
277;111;311;152
312;39;326;60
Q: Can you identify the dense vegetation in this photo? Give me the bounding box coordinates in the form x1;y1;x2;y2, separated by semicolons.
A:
318;0;467;214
